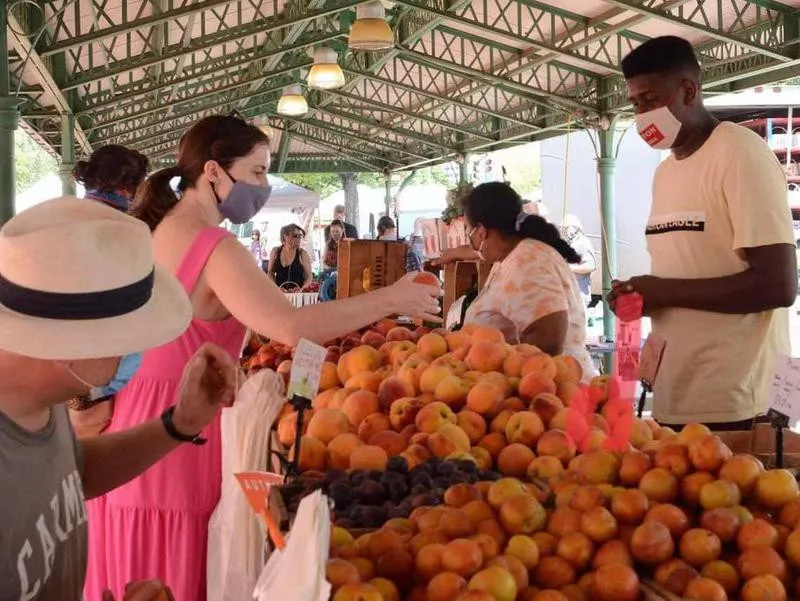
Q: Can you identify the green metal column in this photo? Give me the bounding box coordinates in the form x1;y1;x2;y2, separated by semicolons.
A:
597;124;618;353
459;157;469;184
60;112;76;196
0;2;24;224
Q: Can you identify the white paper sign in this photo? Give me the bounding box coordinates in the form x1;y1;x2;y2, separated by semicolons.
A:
287;339;327;400
769;354;800;423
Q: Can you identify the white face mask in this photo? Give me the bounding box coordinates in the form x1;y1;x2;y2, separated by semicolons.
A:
467;226;486;262
635;105;683;150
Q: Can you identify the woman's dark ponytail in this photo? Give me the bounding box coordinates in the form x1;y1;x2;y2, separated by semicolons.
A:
517;214;581;264
129;166;181;231
462;181;581;264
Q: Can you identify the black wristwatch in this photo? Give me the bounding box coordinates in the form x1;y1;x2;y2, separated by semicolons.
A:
161;406;207;445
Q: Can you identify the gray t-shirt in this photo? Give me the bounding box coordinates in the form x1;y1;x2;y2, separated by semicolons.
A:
0;404;87;601
570;234;596;296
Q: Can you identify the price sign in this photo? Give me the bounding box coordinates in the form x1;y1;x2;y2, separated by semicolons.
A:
287;338;327;400
769;355;800;424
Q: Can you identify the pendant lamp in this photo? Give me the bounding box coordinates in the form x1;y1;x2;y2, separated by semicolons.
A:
348;1;394;51
307;46;345;89
277;84;308;117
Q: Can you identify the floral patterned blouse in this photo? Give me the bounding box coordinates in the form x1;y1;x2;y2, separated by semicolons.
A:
465;239;596;381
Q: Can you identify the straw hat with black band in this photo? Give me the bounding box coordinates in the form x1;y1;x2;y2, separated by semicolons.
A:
0;196;191;360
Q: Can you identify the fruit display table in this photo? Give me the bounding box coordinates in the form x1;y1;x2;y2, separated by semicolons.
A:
254;321;800;601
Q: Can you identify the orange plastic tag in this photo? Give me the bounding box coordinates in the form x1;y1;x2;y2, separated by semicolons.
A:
235;471;286;549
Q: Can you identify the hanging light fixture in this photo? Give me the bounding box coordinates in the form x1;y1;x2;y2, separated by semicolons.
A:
277;84;308;116
307;46;345;89
348;1;394;51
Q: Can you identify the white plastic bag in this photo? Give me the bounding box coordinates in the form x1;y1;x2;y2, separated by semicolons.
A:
207;369;286;601
253;490;332;601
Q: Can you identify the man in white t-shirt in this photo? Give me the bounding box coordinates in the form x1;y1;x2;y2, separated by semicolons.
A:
609;36;797;429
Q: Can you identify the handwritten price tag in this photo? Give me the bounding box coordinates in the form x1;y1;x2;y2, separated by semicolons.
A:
639;334;666;387
769;355;800;424
287;339;327;400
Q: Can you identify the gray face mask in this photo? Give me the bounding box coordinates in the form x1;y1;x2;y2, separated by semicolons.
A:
213;170;272;224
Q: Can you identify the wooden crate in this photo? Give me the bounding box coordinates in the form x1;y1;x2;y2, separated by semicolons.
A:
443;260;494;319
337;239;408;299
717;423;800;469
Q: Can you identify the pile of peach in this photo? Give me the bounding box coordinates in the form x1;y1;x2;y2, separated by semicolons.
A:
278;324;619;476
324;429;800;601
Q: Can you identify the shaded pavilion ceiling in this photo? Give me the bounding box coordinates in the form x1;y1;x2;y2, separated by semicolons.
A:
8;0;800;173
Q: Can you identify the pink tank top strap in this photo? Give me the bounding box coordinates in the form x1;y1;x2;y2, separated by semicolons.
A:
175;227;232;294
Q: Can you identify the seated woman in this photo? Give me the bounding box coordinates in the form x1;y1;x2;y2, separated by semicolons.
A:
377;215;423;273
437;182;596;381
324;219;345;273
268;223;313;289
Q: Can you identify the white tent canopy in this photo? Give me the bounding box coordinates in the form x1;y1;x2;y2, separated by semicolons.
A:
253;175;319;218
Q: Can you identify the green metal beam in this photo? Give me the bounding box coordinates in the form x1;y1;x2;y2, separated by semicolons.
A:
602;0;791;61
6;12;91;153
276;132;293;172
60;112;76;195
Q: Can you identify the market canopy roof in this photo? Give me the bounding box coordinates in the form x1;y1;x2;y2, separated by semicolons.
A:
10;0;800;174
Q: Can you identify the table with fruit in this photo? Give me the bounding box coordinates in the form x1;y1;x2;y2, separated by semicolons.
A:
249;321;800;601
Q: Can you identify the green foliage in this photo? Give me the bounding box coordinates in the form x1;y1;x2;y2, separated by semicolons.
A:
282;165;451;199
15;130;57;193
280;173;342;198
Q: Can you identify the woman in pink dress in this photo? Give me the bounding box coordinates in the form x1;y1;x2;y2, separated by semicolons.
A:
84;115;441;601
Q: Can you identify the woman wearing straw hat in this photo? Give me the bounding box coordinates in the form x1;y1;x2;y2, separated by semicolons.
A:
85;115;442;601
0;197;237;601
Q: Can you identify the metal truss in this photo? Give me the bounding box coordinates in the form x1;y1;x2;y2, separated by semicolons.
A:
10;0;800;171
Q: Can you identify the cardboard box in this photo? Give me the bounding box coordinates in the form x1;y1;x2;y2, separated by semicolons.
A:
337;239;408;299
443;260;494;319
716;423;800;469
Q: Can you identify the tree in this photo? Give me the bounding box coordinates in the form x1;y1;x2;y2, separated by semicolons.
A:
15;129;57;193
340;172;359;228
280;173;342;198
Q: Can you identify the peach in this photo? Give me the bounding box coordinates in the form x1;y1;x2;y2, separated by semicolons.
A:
350;557;376;581
479;432;508;459
568;485;605;512
441;508;477;539
362;331;387;350
349;445;388;471
420;365;455;394
462;500;494;527
402;443;431;469
552;354;582;383
490;410;514;434
527;456;564;481
369;578;400;601
277;409;311;447
680;529;722;567
396;357;429;393
654;558;699;596
327;433;364;470
646;503;690;539
466;342;506;373
428;572;467;601
388;341;416;368
639;467;679;503
444;483;482;509
338;345;381;384
417;333;448;359
341;390;381;428
557;381;582;407
580;506;618;544
428;423;471;458
376;548;414;585
368;430;407;457
755;469;800;508
487;478;529;509
466;382;505;416
630;521;674;565
501;396;525;412
532;556;576;590
701;561;739;596
655;442;692;478
578;428;609;453
719;454;764;498
619;450;653;486
737;518;779;551
531;394;565;427
699;508;740;544
376;376;415;412
506;535;540;570
470;446;493;470
570;450;620;486
518;372;557;402
346;371;384;395
468;566;518;601
499;493;546;535
329;387;357;410
536;430;577;463
435;375;470;408
442;539;484;577
432;354;468;375
740;575;786;601
415;401;457;433
682;471;716;507
683;578;727;601
457;410;487;444
445;330;471;352
547;507;582;538
320;361;341;391
699;479;741;510
556;532;594;571
314;388;340;409
496;444;535;478
677;422;712;446
408;532;447;556
628;418;654;449
503;353;526;378
387;326;415;342
592;540;633;570
611;489;649;524
548;408;584;434
520;354;558;380
306;408;350;445
290;435;327;473
470;326;505;345
505;411;545;446
738;547;788;582
326;558;361;590
358;413;392;442
689;434;731;472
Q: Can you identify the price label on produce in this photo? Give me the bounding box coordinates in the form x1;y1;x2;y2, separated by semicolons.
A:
287;338;327;400
769;355;800;425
